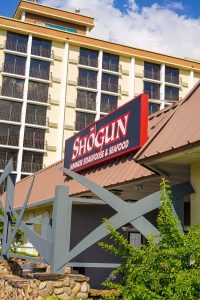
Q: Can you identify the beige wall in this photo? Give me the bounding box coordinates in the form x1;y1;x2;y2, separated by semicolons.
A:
179;69;190;99
191;161;200;225
134;59;144;96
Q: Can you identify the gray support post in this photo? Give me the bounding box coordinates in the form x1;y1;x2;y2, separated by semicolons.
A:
51;185;72;273
2;175;15;258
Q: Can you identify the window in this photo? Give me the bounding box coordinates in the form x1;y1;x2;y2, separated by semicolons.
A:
22;151;43;173
78;69;97;89
165;86;179;101
1;77;24;99
79;48;98;68
76;90;96;111
165;66;179;84
0;100;22;122
26;104;47;126
148;102;160;115
144;82;160;99
24;127;45;149
75;112;95;131
0;148;18;170
6;31;28;53
102;73;119;93
4;54;26;76
31;37;52;58
27;81;49;103
144;62;160;80
30;59;50;80
0;124;20;146
100;94;118;113
102;53;119;72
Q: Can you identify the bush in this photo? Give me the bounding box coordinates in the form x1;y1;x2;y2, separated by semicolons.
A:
100;178;200;300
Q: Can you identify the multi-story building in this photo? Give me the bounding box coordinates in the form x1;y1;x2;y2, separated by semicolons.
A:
0;0;200;182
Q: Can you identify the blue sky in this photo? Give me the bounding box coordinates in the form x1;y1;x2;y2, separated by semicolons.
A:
1;0;200;19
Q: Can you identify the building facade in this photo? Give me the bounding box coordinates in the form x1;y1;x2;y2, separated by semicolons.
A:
0;0;200;182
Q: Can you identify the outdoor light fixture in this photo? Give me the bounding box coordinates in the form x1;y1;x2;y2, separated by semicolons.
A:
133;184;144;191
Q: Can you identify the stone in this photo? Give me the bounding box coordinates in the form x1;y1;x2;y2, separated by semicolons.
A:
39;281;47;290
72;282;81;296
81;282;88;293
39;287;49;297
54;281;63;288
64;277;70;286
54;287;64;295
76;292;88;299
46;281;54;295
64;286;72;296
64;266;71;273
59;293;71;299
70;279;76;289
32;288;39;298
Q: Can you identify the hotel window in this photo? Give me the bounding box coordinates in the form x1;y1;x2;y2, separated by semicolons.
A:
102;53;119;72
24;127;45;149
0;100;22;122
165;66;179;84
26;104;47;126
148;102;160;115
30;59;50;80
31;37;52;58
101;73;119;93
75;112;95;131
78;68;97;89
144;82;160;99
79;48;98;68
144;62;160;80
165;86;179;101
0;148;18;170
22;151;43;173
1;76;24;99
4;54;26;76
6;31;28;53
100;94;118;113
28;81;49;103
76;90;96;111
0;124;20;147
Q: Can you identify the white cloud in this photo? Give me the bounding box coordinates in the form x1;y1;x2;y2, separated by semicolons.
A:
41;0;200;59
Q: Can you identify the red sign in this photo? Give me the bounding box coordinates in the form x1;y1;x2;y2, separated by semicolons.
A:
64;94;148;172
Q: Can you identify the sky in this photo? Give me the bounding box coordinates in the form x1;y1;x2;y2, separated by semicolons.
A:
1;0;200;59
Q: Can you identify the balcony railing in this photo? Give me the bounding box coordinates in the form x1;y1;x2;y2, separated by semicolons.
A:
21;161;43;173
102;61;121;73
79;56;98;68
0;135;19;147
0;111;21;122
5;40;27;53
76;99;96;111
25;114;48;127
31;47;53;59
144;70;160;81
165;94;179;101
165;75;179;85
3;63;25;76
23;137;46;150
29;69;51;81
145;92;160;100
101;82;121;94
0;87;23;99
0;159;17;171
27;91;50;103
78;78;97;89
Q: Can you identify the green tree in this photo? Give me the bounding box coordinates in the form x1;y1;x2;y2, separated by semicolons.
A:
100;179;200;300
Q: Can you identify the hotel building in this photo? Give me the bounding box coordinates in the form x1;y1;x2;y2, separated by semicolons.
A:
0;0;200;182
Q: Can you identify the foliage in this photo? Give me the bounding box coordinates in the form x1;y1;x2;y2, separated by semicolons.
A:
100;178;200;300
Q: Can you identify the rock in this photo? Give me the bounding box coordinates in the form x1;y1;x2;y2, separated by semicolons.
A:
59;293;70;299
32;288;39;298
76;292;88;299
64;266;71;273
39;287;49;297
54;281;63;288
46;281;54;295
64;277;70;286
81;282;88;293
54;287;64;295
70;279;76;289
72;282;81;296
64;286;72;296
39;281;47;290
